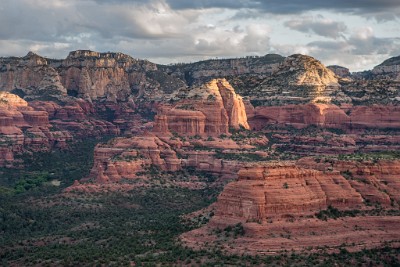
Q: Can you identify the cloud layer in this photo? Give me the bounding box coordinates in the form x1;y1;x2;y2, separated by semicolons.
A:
0;0;399;71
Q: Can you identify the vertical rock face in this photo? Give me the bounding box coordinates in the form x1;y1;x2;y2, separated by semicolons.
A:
349;105;400;129
154;79;249;136
297;157;400;205
57;51;158;101
0;50;187;102
249;103;350;130
215;79;250;130
214;163;363;221
85;134;181;183
154;109;206;135
248;103;400;130
0;52;67;97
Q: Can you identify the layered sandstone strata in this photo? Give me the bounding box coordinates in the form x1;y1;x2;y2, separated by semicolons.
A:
155;79;249;136
214;163;363;222
83;134;181;184
248;103;349;130
182;160;400;254
248;103;400;130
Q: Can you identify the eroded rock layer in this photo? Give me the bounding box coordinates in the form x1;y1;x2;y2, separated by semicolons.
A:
215;163;363;221
154;79;249;136
182;159;400;254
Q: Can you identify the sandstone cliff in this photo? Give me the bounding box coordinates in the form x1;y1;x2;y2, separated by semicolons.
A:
181;159;400;255
214;162;363;222
0;50;187;102
154;79;249;136
249;54;346;105
160;54;284;85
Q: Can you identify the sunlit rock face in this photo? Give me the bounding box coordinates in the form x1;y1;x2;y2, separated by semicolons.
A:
154;79;249;136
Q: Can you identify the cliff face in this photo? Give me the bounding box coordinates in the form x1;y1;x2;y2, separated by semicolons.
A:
216;159;400;221
214;163;363;221
0;92;126;167
0;52;67;97
181;159;400;254
154;79;249;136
249;103;349;130
2;50;399;107
0;50;186;102
247;54;345;105
160;54;284;85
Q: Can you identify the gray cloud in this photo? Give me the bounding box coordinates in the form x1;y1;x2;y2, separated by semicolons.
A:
166;0;400;19
302;27;400;70
0;0;398;71
284;17;347;39
308;27;400;56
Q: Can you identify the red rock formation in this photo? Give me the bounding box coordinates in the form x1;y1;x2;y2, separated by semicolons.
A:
249;103;350;130
297;157;400;206
214;163;363;222
349;105;400;129
182;159;400;255
154;108;206;135
249;103;400;131
84;134;182;183
154;79;249;136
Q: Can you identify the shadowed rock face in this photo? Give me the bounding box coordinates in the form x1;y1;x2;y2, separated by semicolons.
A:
372;55;400;81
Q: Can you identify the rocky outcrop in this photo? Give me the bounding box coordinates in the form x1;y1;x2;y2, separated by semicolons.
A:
249;103;400;130
0;52;67;97
155;79;249;136
249;103;350;130
154;108;206;135
83;134;181;184
371;55;400;81
250;54;345;105
297;157;400;205
214;163;363;221
0;50;187;102
349;105;400;129
0;93;72;166
327;65;351;79
161;54;284;85
181;159;400;254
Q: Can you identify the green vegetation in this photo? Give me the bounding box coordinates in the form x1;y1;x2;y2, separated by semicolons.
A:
0;137;109;195
315;206;400;221
0;138;399;265
215;150;266;162
338;151;400;161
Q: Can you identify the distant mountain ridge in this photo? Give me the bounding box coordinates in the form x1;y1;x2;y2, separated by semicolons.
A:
0;50;399;106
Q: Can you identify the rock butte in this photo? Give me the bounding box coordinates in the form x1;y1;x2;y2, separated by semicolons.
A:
154;78;249;136
182;160;400;254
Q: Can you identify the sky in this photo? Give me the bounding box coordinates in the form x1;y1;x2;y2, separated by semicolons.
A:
0;0;399;71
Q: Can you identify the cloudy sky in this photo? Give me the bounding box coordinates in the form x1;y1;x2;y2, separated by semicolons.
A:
0;0;399;71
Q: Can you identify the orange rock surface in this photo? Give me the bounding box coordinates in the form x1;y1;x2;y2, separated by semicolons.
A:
154;79;249;136
249;103;349;130
214;163;363;222
182;159;400;254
